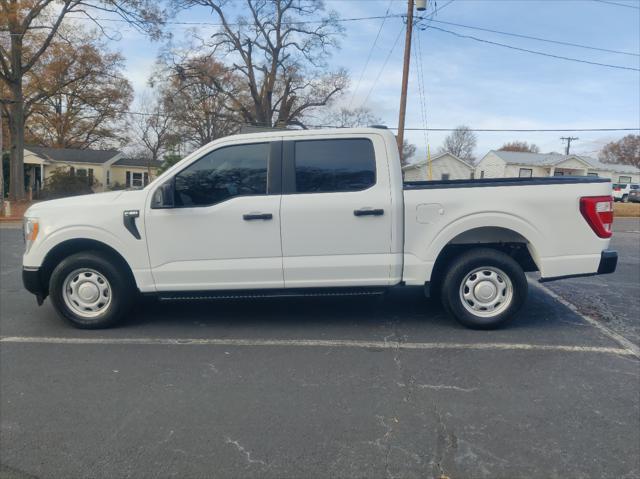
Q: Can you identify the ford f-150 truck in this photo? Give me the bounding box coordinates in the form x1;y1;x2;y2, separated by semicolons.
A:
22;128;617;329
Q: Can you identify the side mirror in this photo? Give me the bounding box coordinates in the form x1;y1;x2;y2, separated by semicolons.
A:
151;179;175;209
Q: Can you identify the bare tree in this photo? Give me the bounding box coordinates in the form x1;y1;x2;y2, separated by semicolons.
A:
599;135;639;168
499;141;539;153
170;0;348;129
401;139;416;167
321;106;381;128
158;56;242;149
0;0;164;200
440;125;477;163
130;91;176;176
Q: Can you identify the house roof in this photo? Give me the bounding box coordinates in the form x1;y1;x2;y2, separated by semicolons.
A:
402;152;474;170
112;157;162;168
489;150;639;174
25;146;121;164
577;157;639;175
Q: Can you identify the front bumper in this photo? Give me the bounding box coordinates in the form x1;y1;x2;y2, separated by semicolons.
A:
540;249;618;283
22;267;47;305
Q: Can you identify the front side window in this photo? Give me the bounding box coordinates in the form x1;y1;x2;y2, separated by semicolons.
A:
175;143;269;207
519;168;533;178
294;139;375;193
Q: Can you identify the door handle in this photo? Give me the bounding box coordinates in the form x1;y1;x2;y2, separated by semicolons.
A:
354;208;384;217
243;213;273;221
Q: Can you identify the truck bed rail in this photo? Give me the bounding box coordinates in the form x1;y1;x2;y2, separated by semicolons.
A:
404;176;611;190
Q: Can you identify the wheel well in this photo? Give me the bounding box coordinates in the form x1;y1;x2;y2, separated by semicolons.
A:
39;239;135;296
428;227;538;295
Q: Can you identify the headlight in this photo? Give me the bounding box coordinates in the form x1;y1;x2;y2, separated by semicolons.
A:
23;217;39;247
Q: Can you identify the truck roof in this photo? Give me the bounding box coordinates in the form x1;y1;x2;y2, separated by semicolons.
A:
226;127;394;142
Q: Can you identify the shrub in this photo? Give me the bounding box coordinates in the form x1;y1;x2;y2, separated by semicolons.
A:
41;167;99;200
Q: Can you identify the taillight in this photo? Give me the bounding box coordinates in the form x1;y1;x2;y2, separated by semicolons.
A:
580;196;613;238
614;187;621;191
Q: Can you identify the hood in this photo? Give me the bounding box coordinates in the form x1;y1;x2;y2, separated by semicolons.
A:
25;189;144;217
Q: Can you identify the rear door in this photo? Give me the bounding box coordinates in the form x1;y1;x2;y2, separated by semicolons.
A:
280;135;394;287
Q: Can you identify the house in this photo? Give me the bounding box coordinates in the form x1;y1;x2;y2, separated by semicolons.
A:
475;150;639;183
23;146;161;194
402;152;475;181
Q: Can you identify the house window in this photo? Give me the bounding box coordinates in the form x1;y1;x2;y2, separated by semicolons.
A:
126;171;150;188
480;170;485;179
76;168;87;177
619;176;632;183
519;168;533;178
106;170;111;185
441;173;450;180
587;172;598;177
554;171;564;176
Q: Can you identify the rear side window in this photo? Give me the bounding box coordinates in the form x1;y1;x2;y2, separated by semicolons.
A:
174;143;269;207
294;139;376;193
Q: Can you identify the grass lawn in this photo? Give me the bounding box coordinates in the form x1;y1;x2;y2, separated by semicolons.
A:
614;202;640;217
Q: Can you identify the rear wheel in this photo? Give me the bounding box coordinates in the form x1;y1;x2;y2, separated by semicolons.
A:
622;194;629;203
49;251;134;329
440;248;527;329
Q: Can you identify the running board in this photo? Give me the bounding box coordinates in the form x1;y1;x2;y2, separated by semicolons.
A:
156;287;387;302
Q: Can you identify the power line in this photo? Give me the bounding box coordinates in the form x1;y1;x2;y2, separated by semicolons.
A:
426;25;640;71
0;13;403;36
348;0;395;108
360;25;405;107
413;28;430;161
421;18;639;57
592;0;640;9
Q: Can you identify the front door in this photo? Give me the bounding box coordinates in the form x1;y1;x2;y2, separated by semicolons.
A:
145;141;284;291
280;136;394;287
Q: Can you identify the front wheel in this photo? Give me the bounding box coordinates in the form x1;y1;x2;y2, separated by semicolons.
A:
49;251;135;329
440;248;527;329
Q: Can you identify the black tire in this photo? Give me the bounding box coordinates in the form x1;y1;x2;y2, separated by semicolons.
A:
440;248;527;329
49;251;134;329
622;195;629;203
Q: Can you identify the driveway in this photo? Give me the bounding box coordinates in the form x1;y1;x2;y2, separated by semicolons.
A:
0;220;638;479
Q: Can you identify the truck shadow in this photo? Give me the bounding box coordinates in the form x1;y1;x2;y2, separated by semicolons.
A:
124;285;587;335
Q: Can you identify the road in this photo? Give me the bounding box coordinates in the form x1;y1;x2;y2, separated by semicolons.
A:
0;220;638;479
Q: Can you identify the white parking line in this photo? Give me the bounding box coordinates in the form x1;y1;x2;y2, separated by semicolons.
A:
0;336;634;356
533;281;640;359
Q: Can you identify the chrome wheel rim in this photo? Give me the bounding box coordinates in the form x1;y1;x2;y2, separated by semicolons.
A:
459;266;513;318
62;268;112;319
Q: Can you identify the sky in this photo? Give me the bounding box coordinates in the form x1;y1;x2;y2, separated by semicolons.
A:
90;0;640;163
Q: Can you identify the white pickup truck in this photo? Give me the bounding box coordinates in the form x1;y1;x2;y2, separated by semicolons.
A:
22;128;617;329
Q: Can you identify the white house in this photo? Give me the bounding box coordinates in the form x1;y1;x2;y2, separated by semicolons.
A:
402;152;475;181
475;150;639;184
23;146;161;194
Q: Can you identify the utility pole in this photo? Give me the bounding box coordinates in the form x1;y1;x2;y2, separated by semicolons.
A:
561;136;579;155
397;0;415;159
0;108;4;216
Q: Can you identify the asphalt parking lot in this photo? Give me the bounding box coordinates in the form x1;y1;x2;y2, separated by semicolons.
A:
1;219;638;479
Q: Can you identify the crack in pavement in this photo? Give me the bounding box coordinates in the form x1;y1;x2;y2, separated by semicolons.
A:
225;438;267;467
